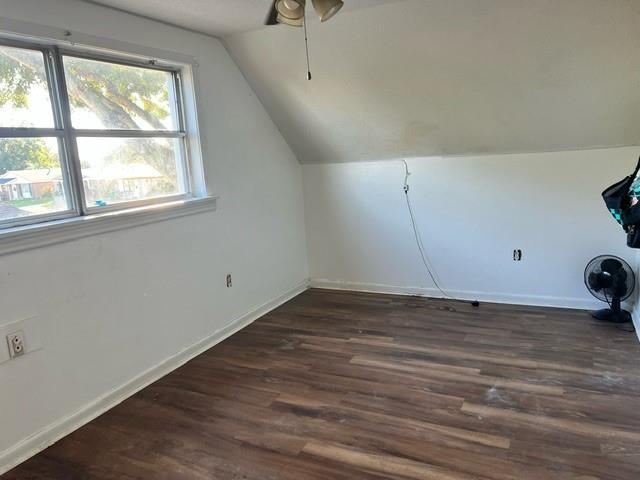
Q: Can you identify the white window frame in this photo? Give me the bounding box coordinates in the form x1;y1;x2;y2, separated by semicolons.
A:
0;32;214;254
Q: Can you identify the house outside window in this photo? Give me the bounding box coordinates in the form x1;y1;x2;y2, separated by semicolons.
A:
0;37;208;232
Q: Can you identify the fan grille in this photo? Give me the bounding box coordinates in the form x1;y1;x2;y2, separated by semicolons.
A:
584;255;635;303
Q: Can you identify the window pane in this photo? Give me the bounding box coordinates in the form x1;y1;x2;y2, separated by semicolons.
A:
76;137;184;207
0;46;55;128
0;138;70;222
63;56;178;131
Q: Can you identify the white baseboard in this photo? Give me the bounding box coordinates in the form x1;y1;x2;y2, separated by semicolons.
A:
310;278;604;310
0;281;309;476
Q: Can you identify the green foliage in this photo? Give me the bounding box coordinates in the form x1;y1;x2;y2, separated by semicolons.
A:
0;46;177;182
0;48;171;129
0;138;58;175
64;57;170;128
8;194;53;208
0;47;46;109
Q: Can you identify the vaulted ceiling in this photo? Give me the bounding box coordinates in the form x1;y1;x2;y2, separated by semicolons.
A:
86;0;640;164
84;0;401;36
225;0;640;163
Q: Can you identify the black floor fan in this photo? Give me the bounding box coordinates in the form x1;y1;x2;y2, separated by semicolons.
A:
584;255;635;323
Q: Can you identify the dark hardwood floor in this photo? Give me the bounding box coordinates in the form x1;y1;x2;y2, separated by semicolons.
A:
5;288;640;479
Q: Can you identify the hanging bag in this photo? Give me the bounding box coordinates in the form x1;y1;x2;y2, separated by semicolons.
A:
602;156;640;248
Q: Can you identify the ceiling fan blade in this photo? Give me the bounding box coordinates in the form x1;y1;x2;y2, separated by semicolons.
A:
265;0;279;25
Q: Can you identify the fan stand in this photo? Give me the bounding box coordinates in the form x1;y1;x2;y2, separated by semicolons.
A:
592;296;632;323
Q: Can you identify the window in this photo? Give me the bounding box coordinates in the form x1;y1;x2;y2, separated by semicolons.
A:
0;38;205;231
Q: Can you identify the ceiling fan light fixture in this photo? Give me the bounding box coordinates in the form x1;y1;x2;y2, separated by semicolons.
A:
283;0;302;9
311;0;344;22
276;13;304;27
275;0;306;21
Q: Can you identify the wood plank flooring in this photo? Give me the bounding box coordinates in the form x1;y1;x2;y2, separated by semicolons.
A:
5;288;640;479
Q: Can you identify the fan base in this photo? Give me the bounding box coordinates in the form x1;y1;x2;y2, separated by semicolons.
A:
591;308;632;324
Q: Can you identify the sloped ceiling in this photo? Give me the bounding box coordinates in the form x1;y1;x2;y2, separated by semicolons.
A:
224;0;640;164
84;0;401;36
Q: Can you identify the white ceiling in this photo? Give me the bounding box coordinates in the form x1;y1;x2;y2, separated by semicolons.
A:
84;0;640;164
84;0;402;37
225;0;640;163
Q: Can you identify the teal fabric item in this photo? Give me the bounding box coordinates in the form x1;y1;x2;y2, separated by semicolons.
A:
610;208;624;225
602;156;640;231
630;176;640;196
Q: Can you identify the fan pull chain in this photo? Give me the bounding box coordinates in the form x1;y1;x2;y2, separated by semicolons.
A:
304;16;312;80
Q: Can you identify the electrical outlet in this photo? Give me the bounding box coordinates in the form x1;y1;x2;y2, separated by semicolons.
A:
513;249;523;261
226;274;233;288
6;331;26;359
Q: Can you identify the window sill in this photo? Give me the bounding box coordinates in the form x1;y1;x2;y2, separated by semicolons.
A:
0;196;218;256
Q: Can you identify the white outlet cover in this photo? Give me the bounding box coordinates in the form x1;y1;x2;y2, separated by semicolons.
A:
7;331;26;358
0;316;42;365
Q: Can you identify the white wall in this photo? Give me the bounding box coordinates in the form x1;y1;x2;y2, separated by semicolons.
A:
0;0;308;470
304;147;640;308
0;0;638;474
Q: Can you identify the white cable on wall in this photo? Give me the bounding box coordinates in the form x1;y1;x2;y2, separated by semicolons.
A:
401;159;481;309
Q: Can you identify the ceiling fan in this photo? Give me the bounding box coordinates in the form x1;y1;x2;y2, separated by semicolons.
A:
264;0;344;80
265;0;344;27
